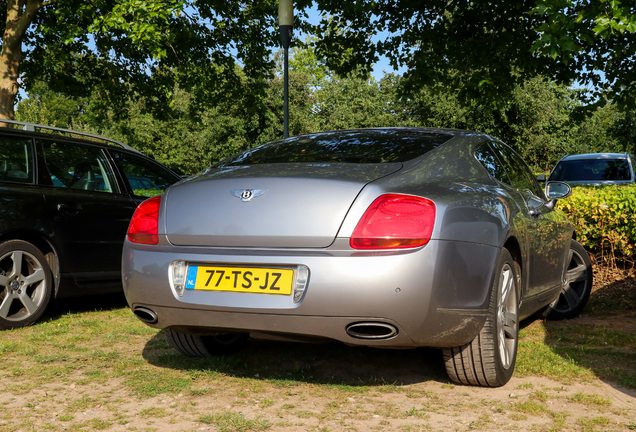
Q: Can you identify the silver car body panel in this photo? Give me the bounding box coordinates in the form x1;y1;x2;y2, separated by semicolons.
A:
123;238;498;347
122;128;574;348
165;163;402;248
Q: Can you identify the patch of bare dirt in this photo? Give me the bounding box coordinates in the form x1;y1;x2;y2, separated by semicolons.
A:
591;258;636;298
1;373;634;431
1;267;635;431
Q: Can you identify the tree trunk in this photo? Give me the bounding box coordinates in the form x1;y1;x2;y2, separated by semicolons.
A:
0;1;44;123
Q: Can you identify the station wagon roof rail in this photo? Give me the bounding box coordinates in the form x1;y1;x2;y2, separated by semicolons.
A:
0;118;139;153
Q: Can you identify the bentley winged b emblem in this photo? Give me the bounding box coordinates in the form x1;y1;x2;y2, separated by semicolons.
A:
231;189;268;202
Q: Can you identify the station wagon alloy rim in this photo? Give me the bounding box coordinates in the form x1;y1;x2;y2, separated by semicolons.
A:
0;250;48;322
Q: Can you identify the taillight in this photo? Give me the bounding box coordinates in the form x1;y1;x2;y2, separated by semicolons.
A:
127;196;161;245
350;194;436;249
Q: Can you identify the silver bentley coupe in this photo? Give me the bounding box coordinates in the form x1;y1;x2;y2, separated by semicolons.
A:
122;128;592;387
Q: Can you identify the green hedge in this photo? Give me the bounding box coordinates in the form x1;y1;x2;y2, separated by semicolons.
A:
558;185;636;261
133;189;164;198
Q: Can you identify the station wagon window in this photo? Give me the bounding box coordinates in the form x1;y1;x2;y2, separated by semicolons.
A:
0;137;34;183
110;151;180;197
475;143;510;184
39;140;120;193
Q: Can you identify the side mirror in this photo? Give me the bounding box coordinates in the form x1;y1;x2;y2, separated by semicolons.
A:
545;181;571;199
536;173;546;183
544;181;572;210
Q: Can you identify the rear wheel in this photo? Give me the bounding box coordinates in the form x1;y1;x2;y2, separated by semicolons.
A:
538;240;592;320
443;248;519;387
165;329;248;357
0;240;53;330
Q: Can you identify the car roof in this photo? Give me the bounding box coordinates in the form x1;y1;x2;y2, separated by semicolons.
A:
0;119;140;153
560;153;629;161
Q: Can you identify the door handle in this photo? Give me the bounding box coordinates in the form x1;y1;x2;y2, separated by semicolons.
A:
57;203;83;214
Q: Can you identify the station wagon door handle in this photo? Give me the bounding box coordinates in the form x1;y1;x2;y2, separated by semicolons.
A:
57;203;83;214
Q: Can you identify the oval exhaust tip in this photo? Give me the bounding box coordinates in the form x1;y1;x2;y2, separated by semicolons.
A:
346;322;398;340
133;307;158;324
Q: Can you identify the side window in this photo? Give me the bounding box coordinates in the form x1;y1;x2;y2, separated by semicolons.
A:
111;151;179;197
39;140;120;193
490;141;544;198
0;136;34;183
474;143;511;184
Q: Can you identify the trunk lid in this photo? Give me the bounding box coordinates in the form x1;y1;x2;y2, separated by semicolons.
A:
164;163;402;248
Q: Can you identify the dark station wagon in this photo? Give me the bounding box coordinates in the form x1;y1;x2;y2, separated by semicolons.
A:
0;120;181;329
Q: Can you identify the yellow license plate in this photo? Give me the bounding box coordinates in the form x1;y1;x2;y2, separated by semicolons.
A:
185;265;294;295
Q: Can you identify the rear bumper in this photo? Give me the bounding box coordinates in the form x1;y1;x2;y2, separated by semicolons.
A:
123;239;499;348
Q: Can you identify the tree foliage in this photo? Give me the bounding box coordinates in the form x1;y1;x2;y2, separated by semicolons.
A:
15;81;88;128
4;0;636;124
18;55;634;176
1;0;285;121
530;0;636;108
310;0;636;110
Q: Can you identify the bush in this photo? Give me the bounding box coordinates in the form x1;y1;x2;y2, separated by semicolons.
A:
558;185;636;264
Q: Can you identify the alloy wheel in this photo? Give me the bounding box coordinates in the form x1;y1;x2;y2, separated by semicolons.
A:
496;262;518;370
553;247;590;314
0;250;48;323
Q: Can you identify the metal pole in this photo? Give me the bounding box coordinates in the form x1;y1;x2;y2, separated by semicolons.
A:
279;0;293;139
280;24;292;139
284;45;289;138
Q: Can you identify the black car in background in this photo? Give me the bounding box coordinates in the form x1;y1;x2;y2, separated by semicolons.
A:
0;120;181;329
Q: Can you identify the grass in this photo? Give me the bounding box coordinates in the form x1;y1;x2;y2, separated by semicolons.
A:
512;290;636;388
567;392;611;407
198;412;272;431
576;416;611;432
0;276;634;431
515;322;600;384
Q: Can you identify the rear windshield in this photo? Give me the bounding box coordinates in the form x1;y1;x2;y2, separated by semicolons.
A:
217;130;453;166
551;159;632;181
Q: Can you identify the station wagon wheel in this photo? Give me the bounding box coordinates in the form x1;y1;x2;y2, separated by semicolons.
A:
0;240;53;330
443;248;519;387
165;328;248;357
539;240;592;321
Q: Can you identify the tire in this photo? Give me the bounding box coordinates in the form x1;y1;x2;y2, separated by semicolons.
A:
165;328;248;357
538;240;592;320
443;248;519;387
0;240;53;330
